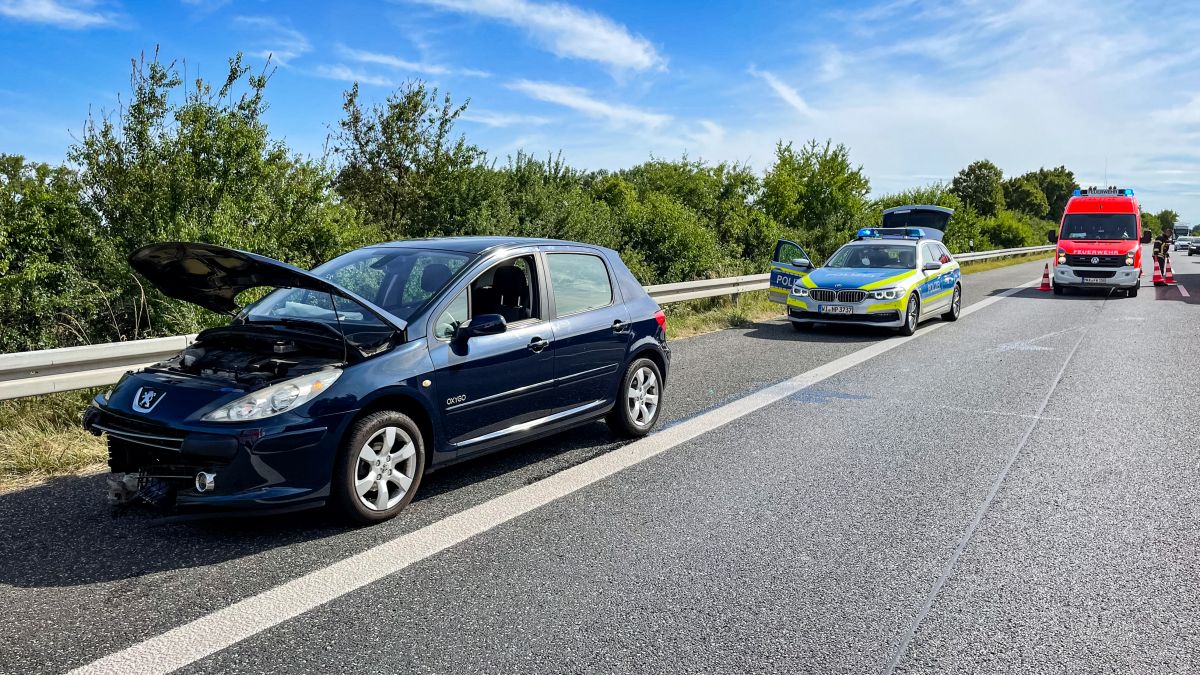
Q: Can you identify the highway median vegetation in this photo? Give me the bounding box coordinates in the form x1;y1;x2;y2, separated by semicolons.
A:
1;47;1141;356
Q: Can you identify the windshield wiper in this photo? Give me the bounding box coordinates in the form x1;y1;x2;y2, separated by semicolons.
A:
243;317;347;341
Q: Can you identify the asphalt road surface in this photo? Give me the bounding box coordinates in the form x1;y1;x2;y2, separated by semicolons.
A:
1;252;1197;674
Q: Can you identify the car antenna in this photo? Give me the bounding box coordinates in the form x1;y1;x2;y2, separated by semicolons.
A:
329;290;348;365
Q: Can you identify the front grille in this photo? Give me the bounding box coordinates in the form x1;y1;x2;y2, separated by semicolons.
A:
808;289;867;303
1065;254;1125;267
94;411;185;452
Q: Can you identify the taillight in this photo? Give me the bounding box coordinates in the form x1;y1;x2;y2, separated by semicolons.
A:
654;309;666;330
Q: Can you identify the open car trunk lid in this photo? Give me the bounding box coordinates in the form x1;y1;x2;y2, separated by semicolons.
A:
881;205;954;241
128;242;407;333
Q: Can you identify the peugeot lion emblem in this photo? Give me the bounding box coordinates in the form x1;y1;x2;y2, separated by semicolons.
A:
132;386;165;413
1091;256;1100;264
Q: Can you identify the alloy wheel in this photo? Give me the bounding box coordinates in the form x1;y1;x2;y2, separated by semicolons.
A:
355;426;417;511
626;366;660;428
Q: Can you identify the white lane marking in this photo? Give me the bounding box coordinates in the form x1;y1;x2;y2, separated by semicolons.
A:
72;279;1039;675
1178;285;1190;297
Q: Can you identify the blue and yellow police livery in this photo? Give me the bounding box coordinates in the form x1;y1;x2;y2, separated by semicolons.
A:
782;227;962;336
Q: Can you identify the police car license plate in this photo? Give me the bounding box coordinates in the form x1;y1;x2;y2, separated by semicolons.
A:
820;305;853;315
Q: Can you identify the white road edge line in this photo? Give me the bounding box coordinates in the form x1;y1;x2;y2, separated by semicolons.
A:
71;279;1039;675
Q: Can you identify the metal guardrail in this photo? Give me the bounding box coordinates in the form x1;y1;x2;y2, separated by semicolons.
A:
0;245;1053;401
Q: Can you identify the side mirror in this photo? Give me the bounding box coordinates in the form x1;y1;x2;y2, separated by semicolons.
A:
1047;230;1058;243
1140;231;1152;244
456;314;506;342
791;257;813;269
922;261;941;272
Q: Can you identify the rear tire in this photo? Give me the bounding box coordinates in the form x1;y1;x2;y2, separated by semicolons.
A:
897;294;919;336
941;284;962;321
607;357;663;438
332;410;426;525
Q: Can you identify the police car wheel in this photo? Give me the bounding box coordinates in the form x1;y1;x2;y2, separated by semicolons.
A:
607;357;663;438
941;284;961;321
898;294;919;336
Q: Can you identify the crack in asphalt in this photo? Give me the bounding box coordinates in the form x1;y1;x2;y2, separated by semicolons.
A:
884;294;1108;674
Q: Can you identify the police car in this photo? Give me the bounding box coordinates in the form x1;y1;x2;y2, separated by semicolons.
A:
780;227;962;335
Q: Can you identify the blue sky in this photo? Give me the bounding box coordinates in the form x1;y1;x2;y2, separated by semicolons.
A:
2;0;1200;222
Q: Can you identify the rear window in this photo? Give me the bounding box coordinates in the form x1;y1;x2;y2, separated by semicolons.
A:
1062;214;1138;241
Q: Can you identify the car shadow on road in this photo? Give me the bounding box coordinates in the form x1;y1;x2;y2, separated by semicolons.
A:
0;422;618;589
740;319;892;343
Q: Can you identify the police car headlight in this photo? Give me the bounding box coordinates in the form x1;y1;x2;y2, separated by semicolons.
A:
870;287;904;301
202;369;342;422
792;285;810;297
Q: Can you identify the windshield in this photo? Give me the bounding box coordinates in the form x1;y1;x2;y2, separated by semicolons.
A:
1061;213;1138;241
241;247;471;345
825;243;916;269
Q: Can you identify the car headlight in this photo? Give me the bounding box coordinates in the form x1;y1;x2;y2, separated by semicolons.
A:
1058;256;1067;264
202;369;342;422
792;284;810;297
870;287;904;301
1125;255;1134;265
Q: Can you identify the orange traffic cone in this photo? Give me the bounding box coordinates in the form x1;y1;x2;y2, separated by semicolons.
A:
1152;257;1165;285
1164;257;1177;285
1038;263;1052;291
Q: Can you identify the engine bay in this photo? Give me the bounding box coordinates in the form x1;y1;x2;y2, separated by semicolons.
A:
157;326;345;387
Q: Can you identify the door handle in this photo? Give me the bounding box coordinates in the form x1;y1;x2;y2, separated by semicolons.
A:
612;320;630;333
527;337;550;353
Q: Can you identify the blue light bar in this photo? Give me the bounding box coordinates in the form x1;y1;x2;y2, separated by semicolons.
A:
1076;187;1135;197
856;227;880;239
1072;188;1082;196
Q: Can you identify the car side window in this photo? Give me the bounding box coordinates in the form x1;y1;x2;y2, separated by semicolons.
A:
774;241;807;264
469;255;541;324
923;243;942;266
434;289;468;340
547;253;613;316
936;243;953;264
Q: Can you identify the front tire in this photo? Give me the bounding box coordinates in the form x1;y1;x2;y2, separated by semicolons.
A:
332;410;426;525
607;358;663;438
1127;285;1139;298
897;294;920;336
1052;281;1064;295
941;284;962;321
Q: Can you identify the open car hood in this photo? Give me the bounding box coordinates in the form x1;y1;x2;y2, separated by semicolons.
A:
128;242;406;332
881;205;954;241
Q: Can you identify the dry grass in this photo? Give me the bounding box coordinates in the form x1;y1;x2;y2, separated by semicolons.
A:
0;390;107;493
0;251;1048;492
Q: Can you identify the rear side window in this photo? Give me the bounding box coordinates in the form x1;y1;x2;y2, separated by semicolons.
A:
547;253;613;316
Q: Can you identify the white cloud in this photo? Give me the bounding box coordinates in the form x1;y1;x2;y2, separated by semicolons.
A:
748;66;816;117
507;79;669;129
337;45;490;78
233;16;311;66
414;0;665;72
313;65;397;88
0;0;114;28
461;109;551;128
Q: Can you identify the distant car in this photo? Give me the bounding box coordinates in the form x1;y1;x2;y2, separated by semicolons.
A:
1175;236;1192;251
786;227;962;336
84;238;670;524
1189;239;1200;256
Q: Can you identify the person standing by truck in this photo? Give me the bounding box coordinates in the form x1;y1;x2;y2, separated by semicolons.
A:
1154;226;1173;286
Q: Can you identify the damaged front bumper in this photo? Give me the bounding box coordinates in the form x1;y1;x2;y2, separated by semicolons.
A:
83;402;342;511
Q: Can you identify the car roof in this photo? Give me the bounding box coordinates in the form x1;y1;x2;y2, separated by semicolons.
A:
1064;195;1139;215
370;236;575;254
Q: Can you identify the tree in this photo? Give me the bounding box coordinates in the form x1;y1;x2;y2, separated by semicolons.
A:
0;155;115;351
949;160;1005;217
1002;178;1049;219
1019;166;1077;221
331;81;486;238
68;50;371;337
1155;209;1179;231
761;140;870;259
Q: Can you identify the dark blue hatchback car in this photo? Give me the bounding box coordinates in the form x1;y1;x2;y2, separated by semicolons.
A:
84;237;670;523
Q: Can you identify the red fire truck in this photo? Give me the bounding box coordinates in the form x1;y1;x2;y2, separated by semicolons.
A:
1048;187;1150;297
